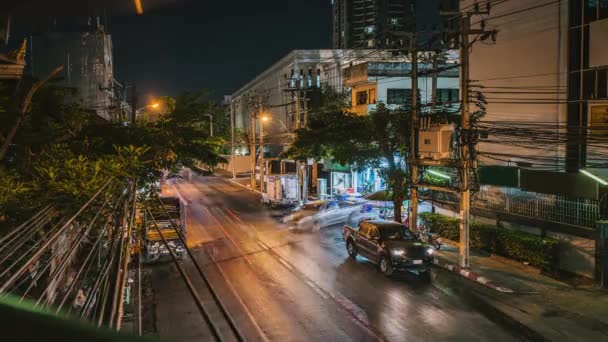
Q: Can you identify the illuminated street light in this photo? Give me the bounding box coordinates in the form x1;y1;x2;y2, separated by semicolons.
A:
137;102;160;113
581;170;608;186
261;115;270;122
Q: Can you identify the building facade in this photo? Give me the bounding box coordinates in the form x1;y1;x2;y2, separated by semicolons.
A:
332;0;459;49
232;49;459;196
343;54;459;115
30;28;118;121
459;0;608;279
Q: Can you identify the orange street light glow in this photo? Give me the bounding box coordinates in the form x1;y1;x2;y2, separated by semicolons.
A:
261;116;270;122
151;102;160;108
134;0;144;15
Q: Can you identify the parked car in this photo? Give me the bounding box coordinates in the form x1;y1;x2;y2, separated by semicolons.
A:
283;200;365;232
342;220;433;277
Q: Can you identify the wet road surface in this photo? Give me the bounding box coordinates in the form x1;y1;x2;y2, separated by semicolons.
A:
149;175;516;341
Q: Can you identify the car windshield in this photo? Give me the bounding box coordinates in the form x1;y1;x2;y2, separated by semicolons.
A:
378;224;415;241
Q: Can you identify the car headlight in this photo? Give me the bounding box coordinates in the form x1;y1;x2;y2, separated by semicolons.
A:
426;248;434;255
391;250;405;256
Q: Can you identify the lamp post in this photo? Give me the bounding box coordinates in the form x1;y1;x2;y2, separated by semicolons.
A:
259;115;270;192
134;102;160;122
203;113;214;137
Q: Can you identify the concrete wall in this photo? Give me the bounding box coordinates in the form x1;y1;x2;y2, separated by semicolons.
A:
217;155;251;175
460;0;568;168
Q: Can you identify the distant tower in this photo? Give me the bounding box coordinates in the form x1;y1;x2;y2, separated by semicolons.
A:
331;0;459;50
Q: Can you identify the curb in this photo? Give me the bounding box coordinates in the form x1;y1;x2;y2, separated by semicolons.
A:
463;290;549;342
432;257;515;293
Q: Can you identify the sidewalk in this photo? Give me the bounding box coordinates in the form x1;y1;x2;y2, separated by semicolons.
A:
434;241;608;341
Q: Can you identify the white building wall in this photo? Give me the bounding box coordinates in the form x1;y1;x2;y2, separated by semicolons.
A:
461;0;568;169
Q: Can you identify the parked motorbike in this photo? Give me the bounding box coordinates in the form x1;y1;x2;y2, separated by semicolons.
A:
416;224;443;250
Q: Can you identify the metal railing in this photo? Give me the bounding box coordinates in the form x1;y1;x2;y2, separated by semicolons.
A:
474;185;602;229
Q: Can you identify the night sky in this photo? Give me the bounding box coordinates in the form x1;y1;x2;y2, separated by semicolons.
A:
3;0;332;98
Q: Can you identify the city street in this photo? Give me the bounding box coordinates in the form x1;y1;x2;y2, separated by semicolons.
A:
150;174;516;341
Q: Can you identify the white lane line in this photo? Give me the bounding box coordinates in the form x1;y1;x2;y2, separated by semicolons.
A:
204;250;270;342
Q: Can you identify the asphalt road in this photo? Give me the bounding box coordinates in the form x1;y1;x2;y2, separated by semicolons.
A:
149;175;517;342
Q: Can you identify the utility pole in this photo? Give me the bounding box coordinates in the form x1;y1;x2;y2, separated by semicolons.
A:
249;108;257;189
301;91;309;204
131;85;137;125
409;48;419;229
259;108;265;193
432;52;438;104
294;79;303;203
230;100;236;179
459;15;472;268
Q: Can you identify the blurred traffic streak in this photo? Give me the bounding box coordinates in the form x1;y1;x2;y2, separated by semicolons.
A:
134;0;143;14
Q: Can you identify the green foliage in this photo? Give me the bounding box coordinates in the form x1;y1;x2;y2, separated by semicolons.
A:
0;80;224;224
284;88;412;221
419;212;560;272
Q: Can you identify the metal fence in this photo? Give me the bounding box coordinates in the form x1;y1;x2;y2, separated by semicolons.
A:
474;185;603;229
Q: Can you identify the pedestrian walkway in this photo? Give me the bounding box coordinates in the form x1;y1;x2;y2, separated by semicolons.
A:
434;241;608;341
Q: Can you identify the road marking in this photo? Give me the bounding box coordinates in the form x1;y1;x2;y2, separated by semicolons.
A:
197;186;387;341
203;239;270;342
200;206;254;265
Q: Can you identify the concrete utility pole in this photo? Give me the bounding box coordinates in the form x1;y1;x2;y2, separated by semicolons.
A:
250;108;257;189
131;85;137;125
459;15;472;268
203;113;214;137
259;110;265;193
301;92;309;204
432;52;438;104
409;48;419;230
230;100;236;179
294;81;302;203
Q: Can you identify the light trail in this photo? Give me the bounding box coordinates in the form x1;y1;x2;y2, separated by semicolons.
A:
134;0;144;15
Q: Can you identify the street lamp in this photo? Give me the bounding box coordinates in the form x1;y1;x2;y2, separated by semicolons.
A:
259;114;270;192
136;102;160;114
203;113;214;137
133;102;160;123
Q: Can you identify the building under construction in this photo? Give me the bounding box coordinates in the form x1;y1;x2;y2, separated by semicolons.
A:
30;26;126;121
332;0;459;50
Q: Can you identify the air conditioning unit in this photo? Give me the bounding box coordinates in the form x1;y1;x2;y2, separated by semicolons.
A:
418;125;454;160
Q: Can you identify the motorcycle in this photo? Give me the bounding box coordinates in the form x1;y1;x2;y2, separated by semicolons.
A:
416;224;443;250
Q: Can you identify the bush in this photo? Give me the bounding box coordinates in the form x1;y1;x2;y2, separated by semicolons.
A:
419;212;559;272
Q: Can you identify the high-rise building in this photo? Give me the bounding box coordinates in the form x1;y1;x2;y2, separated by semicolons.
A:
331;0;459;50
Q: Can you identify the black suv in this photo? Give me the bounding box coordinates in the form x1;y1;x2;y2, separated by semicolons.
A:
343;220;433;277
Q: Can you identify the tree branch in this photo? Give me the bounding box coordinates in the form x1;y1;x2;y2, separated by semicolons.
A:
0;66;63;161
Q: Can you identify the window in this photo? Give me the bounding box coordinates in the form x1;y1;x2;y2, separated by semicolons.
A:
379;224;415;241
356;91;368;105
364;25;375;34
590;105;608;135
437;88;459;103
387;88;420;105
338;201;355;208
387;88;409;105
390;18;399;25
367;39;375;47
368;88;377;104
327;202;339;210
424;139;431;145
